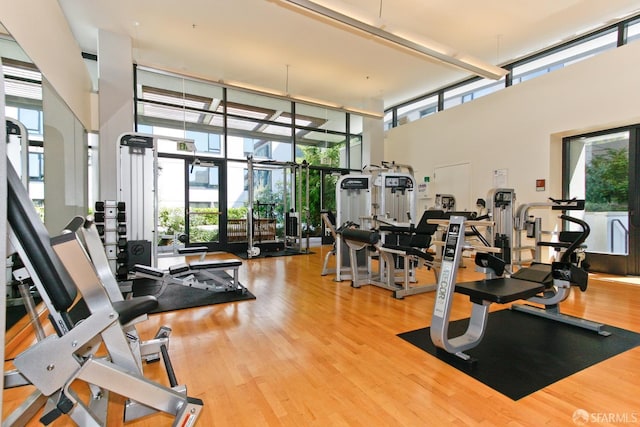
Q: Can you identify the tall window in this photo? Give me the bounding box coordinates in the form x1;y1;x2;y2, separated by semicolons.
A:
627;18;640;43
244;138;272;158
28;151;44;181
189;165;219;189
385;14;638;128
187;130;221;154
443;78;505;109
135;67;364;243
512;29;617;85
244;169;272;191
397;95;438;126
565;130;629;254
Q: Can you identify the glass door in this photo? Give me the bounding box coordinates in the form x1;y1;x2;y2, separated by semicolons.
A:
186;159;225;251
564;126;640;275
157;156;186;256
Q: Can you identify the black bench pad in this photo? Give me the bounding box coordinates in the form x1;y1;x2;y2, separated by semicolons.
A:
511;263;553;285
134;264;164;277
168;263;190;275
112;296;159;325
341;229;380;245
189;259;242;270
178;246;208;254
455;278;545;304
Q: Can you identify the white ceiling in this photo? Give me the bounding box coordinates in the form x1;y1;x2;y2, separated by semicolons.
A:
58;0;640;112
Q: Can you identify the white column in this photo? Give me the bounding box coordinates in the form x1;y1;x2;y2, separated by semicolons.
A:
98;29;134;201
43;80;88;234
361;98;384;169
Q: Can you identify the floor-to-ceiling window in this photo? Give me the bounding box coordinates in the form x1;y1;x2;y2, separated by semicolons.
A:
135;67;363;253
564;125;640;275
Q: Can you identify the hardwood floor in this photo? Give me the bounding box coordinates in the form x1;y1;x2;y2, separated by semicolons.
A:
3;247;640;426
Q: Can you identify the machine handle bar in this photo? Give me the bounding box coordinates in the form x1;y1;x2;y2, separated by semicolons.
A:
559;214;590;263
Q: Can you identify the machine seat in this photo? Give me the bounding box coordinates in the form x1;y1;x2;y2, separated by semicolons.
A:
455;278;545;305
511;263;553;285
112;296;159;325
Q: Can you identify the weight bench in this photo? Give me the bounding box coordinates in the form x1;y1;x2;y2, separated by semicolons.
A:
430;215;607;363
134;258;245;296
432;264;545;360
430;216;545;361
4;158;204;426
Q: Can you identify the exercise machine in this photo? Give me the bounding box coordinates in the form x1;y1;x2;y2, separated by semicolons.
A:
370;168;416;226
320;210;339;276
333;163;438;293
5;118;33;310
118;133;159;264
246;156;310;258
433;193;456;212
339;209;442;299
65;215;174;365
334;173;372;281
486;188;515;270
430;214;608;363
513;197;587;266
119;133;235;293
430;215;546;361
4;158;204;426
119;132;205;267
133;257;245;296
510;215;608;335
340;227;396;291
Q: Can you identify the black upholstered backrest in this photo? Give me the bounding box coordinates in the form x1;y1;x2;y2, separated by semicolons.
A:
6;158;77;312
411;210;444;248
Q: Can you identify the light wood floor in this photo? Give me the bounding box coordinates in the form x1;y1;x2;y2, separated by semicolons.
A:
3;247;640;426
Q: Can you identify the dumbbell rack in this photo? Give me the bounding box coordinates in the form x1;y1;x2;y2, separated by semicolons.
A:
94;201;128;280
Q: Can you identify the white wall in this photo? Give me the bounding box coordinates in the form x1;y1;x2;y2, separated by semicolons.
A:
385;41;640;214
